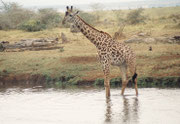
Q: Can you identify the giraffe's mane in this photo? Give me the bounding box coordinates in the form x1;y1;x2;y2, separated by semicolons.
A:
77;15;112;38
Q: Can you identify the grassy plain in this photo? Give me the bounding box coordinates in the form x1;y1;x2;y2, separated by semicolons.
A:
0;6;180;84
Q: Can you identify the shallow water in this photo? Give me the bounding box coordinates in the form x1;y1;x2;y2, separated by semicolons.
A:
0;86;180;124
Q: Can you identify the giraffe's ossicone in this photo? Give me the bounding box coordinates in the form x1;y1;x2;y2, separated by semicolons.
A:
62;6;138;97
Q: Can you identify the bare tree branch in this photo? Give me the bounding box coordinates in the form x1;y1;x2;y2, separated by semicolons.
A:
0;0;7;9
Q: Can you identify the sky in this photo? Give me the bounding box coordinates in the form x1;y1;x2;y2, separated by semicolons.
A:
2;0;179;11
3;0;144;6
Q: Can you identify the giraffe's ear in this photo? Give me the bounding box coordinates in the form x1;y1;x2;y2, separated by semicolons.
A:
66;6;69;10
70;6;73;11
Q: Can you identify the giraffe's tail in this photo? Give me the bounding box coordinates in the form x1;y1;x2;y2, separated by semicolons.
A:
132;72;138;84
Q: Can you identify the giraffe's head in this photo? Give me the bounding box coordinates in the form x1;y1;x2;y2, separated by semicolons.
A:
62;6;79;25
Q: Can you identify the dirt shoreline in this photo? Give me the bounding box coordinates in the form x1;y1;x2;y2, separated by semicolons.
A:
0;73;179;88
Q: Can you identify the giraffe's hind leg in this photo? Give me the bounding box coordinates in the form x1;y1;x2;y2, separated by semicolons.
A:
119;64;128;95
129;63;138;96
132;73;138;96
135;78;138;96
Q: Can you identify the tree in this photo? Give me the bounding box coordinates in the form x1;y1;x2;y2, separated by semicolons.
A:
112;9;126;26
79;11;96;26
37;8;62;28
90;3;103;23
0;1;35;29
126;8;146;25
0;1;63;31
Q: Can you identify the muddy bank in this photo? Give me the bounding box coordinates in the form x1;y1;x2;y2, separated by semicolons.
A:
0;73;180;88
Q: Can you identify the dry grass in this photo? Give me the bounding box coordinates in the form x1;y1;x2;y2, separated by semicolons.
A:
0;41;179;80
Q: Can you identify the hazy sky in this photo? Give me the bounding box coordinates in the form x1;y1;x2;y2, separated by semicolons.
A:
3;0;144;6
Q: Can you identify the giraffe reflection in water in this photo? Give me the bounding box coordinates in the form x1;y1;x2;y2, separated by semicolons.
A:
105;98;112;123
105;96;139;123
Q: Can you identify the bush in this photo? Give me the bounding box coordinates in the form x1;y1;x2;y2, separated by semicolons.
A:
0;2;62;31
168;14;180;20
126;8;146;25
175;22;180;29
90;3;103;23
18;20;45;32
0;2;35;30
79;11;96;26
94;78;104;85
113;10;126;25
37;8;62;28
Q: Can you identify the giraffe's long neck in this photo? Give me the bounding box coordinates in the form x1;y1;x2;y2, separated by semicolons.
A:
73;15;113;48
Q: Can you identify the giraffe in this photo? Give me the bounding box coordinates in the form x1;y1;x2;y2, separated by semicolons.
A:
62;6;138;97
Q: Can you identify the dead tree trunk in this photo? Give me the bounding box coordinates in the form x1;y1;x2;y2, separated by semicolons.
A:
113;23;126;40
61;33;69;44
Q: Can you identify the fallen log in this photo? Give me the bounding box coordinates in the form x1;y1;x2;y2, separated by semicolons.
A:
1;38;61;52
5;46;63;52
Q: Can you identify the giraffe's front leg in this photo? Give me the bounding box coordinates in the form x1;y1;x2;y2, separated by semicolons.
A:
103;63;111;98
98;52;111;98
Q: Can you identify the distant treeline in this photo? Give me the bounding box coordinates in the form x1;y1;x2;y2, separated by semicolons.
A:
0;2;96;31
1;2;179;32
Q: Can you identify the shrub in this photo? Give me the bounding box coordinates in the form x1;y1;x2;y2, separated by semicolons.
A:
0;2;35;30
126;8;146;25
168;14;180;20
112;10;126;25
37;8;62;28
18;19;46;32
94;78;104;85
59;47;64;52
90;3;103;23
0;2;62;31
79;11;96;26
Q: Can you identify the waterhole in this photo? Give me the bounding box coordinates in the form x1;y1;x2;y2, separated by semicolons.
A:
0;86;180;124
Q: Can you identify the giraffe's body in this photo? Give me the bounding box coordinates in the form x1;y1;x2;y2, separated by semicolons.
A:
63;6;138;97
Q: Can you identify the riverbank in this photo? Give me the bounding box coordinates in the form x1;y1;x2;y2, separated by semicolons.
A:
0;43;180;86
0;73;179;88
0;42;180;88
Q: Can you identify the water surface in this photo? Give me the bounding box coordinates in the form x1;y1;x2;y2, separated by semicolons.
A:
0;86;180;124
